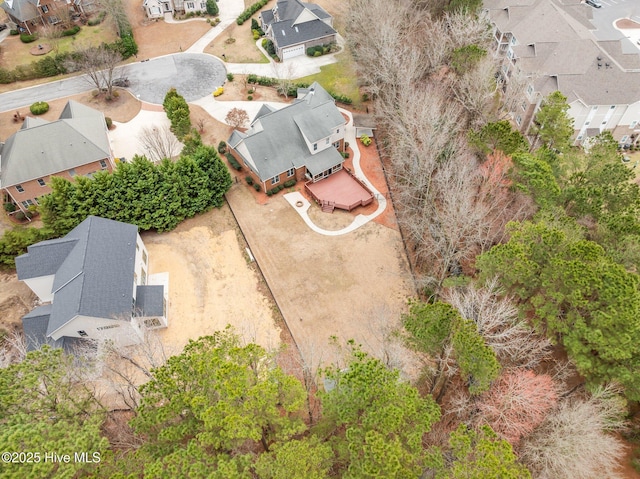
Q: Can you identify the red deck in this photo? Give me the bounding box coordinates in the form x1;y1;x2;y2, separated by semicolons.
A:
305;169;374;212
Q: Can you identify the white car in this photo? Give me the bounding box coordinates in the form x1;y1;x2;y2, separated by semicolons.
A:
586;0;602;7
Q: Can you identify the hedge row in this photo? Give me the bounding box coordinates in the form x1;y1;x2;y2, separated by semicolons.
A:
163;88;191;139
225;152;242;170
236;0;269;25
245;75;352;103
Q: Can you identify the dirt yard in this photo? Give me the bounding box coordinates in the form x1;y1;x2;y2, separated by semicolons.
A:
0;272;36;340
143;205;281;353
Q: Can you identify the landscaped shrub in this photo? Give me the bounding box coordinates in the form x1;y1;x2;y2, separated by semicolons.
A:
253;183;261;191
30;101;49;115
264;39;276;57
163;88;191;139
236;0;268;25
206;0;219;15
9;29;19;36
247;95;253;101
213;86;224;97
245;176;254;185
20;33;37;43
3;203;16;213
33;53;69;77
225;152;242;171
105;117;113;129
283;179;296;188
360;134;372;146
313;51;322;57
61;26;81;37
331;92;353;104
341;151;349;158
115;34;138;59
14;211;26;221
251;18;264;36
217;141;227;154
226;72;234;81
87;11;107;26
252;29;260;40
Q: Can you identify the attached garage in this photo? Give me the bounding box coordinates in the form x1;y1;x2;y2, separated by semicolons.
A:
281;44;305;60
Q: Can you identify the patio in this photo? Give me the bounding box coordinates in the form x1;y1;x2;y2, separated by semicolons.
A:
305;168;374;213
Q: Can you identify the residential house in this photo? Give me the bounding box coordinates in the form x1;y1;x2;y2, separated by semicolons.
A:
143;0;174;19
0;100;115;214
171;0;208;15
16;215;169;351
259;0;337;60
485;0;640;146
1;0;90;34
227;81;346;192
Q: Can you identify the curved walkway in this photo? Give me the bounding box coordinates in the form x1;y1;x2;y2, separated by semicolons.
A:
283;109;387;236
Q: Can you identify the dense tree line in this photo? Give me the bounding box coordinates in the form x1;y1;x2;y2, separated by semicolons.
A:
40;140;231;235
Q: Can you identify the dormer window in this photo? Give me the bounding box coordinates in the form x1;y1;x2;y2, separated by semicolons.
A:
313;143;317;151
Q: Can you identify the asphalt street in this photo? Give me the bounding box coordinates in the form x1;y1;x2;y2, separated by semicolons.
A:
0;53;226;112
589;0;640;52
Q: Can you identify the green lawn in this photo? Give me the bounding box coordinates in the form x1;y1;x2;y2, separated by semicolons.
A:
2;22;118;70
297;47;362;109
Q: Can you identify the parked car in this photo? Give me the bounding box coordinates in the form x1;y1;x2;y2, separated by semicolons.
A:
586;0;602;8
112;77;130;87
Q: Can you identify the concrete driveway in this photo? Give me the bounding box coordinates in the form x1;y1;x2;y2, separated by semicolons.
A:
0;53;226;112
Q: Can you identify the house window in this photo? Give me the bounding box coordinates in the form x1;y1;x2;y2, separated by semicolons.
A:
526;85;534;96
592;106;598;111
521;101;527;111
78;330;88;337
286;168;295;177
186;1;194;8
333;141;340;148
313;143;317;151
141;268;147;285
577;135;583;141
37;178;46;187
100;160;108;169
515;115;522;126
510;36;517;45
142;250;148;264
271;174;280;185
326;138;330;145
41;4;49;12
630;121;638;129
610;105;616;109
68;168;77;177
336;128;340;134
621;135;629;143
201;1;206;8
15;184;24;193
21;200;34;209
584;121;590;126
145;318;162;328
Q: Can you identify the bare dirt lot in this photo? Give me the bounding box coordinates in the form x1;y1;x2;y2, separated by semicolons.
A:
143;205;281;353
226;183;416;366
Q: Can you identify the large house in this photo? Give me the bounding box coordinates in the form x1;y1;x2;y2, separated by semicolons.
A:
259;0;337;60
16;216;169;351
1;0;94;33
227;81;346;192
485;0;640;146
142;0;207;18
0;100;115;214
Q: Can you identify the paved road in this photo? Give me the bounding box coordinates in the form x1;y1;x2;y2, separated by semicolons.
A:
0;53;226;112
589;0;640;52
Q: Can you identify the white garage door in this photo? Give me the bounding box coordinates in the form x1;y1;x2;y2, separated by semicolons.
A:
282;44;305;60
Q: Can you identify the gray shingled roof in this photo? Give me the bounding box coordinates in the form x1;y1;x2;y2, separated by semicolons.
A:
22;304;54;351
485;0;640;107
0;0;39;23
16;216;139;337
262;0;336;49
135;285;165;317
16;237;78;280
228;82;345;181
0;100;111;188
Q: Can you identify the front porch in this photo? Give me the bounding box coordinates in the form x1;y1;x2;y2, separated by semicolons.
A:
305;168;374;213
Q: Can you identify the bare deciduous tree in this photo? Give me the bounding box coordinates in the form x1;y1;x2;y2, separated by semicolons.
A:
520;385;627;479
444;279;552;369
66;44;123;99
138;124;182;162
225;107;250;129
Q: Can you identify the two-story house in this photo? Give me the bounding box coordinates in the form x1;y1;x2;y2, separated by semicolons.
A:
259;0;337;60
485;0;640;146
227;81;346;192
16;215;169;352
1;0;90;33
0;100;115;214
142;0;207;18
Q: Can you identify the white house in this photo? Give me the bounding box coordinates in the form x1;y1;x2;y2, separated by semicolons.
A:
16;216;169;351
485;0;640;146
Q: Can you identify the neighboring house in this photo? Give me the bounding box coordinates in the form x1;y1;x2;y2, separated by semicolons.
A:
143;0;173;19
485;0;640;146
227;81;346;192
16;215;169;352
259;0;337;60
171;0;208;15
0;100;115;214
1;0;88;33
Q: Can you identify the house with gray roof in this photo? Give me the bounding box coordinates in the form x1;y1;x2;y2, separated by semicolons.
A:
485;0;640;146
259;0;337;60
1;0;92;34
16;215;169;351
227;81;346;192
0;100;114;214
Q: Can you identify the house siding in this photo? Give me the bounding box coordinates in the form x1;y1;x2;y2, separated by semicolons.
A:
52;315;141;347
3;158;113;213
23;275;55;303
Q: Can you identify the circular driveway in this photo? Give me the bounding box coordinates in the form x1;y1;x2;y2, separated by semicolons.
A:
126;53;226;104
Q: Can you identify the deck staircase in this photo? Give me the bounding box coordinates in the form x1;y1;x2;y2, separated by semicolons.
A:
321;200;335;213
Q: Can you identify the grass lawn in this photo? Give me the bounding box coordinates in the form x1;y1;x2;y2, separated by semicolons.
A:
208;17;270;64
297;47;362;109
1;21;118;70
